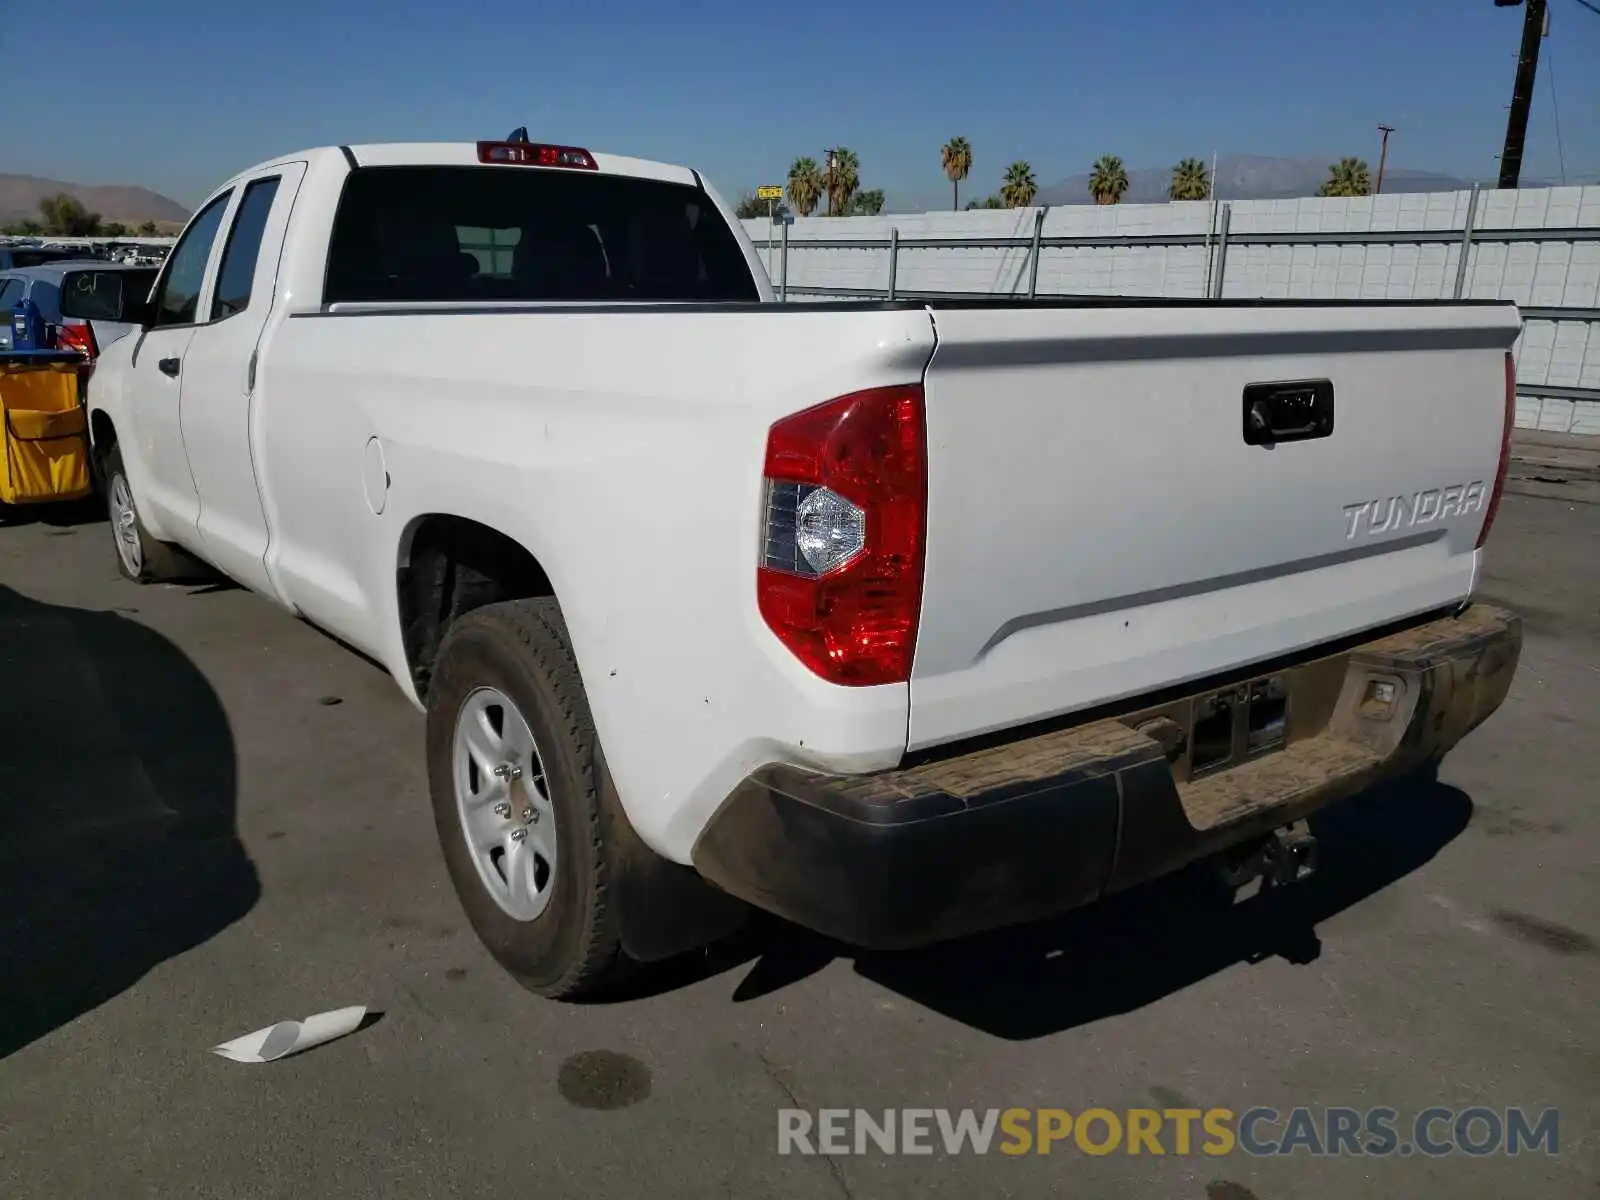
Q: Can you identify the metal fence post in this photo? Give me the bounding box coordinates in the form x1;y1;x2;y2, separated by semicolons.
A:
1027;207;1046;298
887;228;899;301
1453;183;1481;300
1201;198;1218;296
1210;203;1232;300
779;220;789;302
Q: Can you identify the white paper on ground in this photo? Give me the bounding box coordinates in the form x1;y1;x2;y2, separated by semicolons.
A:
211;1006;368;1063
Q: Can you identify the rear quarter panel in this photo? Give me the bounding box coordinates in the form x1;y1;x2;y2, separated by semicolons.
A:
256;305;937;862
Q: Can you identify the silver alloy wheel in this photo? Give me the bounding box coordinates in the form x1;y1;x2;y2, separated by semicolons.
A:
109;472;143;577
452;685;558;921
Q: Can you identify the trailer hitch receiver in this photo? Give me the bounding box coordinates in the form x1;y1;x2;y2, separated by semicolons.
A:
1262;820;1319;886
1210;820;1320;897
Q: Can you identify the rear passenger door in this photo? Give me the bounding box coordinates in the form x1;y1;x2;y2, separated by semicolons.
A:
178;163;306;596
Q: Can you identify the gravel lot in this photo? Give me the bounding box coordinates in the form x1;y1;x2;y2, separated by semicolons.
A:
1;487;1596;1199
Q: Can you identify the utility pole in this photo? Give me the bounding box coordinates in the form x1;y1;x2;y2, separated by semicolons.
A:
1375;125;1395;194
1495;0;1548;190
825;149;837;217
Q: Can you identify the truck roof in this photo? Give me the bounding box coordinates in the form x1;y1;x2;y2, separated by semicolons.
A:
230;142;699;191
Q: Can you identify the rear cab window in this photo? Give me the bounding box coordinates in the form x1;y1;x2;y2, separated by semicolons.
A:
25;279;62;323
323;165;759;304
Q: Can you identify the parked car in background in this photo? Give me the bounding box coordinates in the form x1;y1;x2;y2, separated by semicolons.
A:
0;261;159;357
0;245;88;271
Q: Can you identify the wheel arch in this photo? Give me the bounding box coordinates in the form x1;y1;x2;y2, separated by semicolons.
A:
88;407;118;468
395;512;557;701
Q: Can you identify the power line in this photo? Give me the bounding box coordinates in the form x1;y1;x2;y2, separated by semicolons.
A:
1570;0;1600;17
1546;32;1567;184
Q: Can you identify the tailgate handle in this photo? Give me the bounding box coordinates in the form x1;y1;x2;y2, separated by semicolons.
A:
1243;379;1334;446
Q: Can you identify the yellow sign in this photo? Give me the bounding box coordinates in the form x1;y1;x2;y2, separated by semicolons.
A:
756;185;783;200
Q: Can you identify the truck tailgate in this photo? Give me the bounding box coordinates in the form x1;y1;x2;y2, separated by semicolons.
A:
909;301;1522;751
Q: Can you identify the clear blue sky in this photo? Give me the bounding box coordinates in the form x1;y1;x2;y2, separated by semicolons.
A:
2;0;1596;208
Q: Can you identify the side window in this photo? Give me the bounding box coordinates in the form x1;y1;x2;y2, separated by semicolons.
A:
0;279;24;309
211;177;282;320
149;190;233;329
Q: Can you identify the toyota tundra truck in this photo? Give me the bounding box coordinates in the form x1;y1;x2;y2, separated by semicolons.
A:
61;133;1524;999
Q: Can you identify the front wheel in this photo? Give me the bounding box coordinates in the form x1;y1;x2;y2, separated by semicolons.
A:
102;444;189;584
424;598;633;999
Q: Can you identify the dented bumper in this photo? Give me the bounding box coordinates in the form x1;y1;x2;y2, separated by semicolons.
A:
691;604;1522;950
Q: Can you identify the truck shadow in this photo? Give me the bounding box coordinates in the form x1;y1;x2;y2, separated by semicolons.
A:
0;585;258;1060
729;771;1472;1039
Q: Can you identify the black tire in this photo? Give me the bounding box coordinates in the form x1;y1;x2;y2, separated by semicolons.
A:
102;443;191;584
425;597;632;999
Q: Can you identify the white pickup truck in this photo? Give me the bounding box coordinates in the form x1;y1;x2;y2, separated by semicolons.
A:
63;134;1524;999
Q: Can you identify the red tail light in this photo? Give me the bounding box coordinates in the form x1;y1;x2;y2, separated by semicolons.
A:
1476;351;1516;550
757;384;927;686
54;322;97;360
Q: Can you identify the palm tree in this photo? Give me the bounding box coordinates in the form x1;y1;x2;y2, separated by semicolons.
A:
941;137;973;212
1088;155;1129;205
824;148;860;217
786;157;824;217
1318;157;1372;198
847;189;885;216
1169;158;1210;201
999;161;1037;208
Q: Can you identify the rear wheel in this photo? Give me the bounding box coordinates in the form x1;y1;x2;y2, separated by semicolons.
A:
103;444;189;583
425;598;633;999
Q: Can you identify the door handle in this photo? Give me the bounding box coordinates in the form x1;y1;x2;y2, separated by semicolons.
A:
1242;379;1334;446
158;357;181;378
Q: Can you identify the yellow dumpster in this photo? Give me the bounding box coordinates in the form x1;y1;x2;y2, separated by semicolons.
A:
0;352;93;509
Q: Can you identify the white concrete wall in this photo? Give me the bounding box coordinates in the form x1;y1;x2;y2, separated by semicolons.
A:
743;185;1600;435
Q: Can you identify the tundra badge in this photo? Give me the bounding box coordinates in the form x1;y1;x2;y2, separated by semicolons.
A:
1342;481;1488;540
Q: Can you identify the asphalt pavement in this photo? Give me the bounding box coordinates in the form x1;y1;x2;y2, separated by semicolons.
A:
1;489;1596;1199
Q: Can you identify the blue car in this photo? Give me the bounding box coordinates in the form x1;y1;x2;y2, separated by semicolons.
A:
0;260;159;358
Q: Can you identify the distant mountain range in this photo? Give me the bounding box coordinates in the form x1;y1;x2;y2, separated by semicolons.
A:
888;154;1482;214
0;174;189;228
